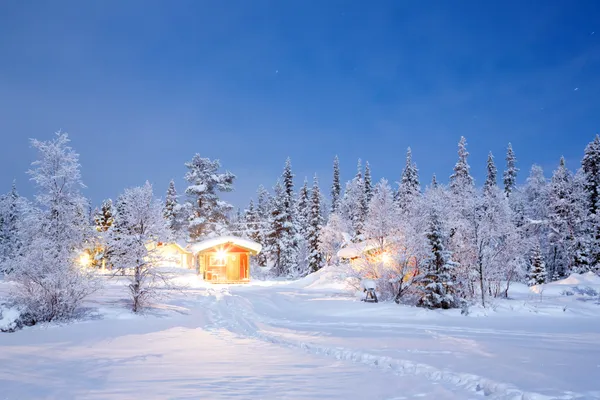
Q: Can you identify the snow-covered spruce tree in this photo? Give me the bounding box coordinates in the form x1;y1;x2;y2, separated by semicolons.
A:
546;157;576;279
0;182;25;274
163;180;179;231
396;147;420;213
106;182;171;313
307;175;324;273
503;143;518;197
184;154;235;240
339;160;367;241
449;137;475;194
446;136;476;298
417;207;460;309
581;135;600;267
266;180;299;276
570;169;593;274
254;185;271;267
330;155;341;214
527;244;547;286
522;165;549;246
484;152;497;194
8;133;98;322
297;178;310;237
430;174;438;189
94;199;114;232
364;161;373;203
243;199;260;242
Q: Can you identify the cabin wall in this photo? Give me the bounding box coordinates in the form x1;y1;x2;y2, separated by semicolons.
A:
199;249;251;283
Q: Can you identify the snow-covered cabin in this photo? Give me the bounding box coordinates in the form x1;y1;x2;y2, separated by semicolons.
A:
190;236;262;283
153;242;194;269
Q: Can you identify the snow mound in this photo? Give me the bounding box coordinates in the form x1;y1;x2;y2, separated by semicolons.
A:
290;265;352;291
531;272;600;296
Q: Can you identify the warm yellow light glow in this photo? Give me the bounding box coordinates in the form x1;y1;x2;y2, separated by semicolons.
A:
380;252;392;265
216;249;227;262
79;252;91;267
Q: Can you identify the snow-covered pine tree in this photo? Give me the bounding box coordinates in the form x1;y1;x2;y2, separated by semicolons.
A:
339;161;367;241
581;135;600;267
184;154;235;240
418;207;460;309
164;179;178;227
430;174;438;189
449;136;475;193
243;199;260;242
255;185;271;267
484;152;497;193
503;143;518;197
527;244;547;286
307;174;324;273
266;180;299;276
94;199;114;232
9;132;98;322
330;155;341;214
106;182;172;312
0;182;24;274
546;157;576;279
364;161;373;203
571;169;593;274
297;177;310;237
396;147;420;212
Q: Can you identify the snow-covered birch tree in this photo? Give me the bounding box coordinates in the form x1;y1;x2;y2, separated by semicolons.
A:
106;182;171;312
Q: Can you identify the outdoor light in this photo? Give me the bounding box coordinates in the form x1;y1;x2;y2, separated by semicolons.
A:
216;248;227;262
381;252;392;265
79;252;91;267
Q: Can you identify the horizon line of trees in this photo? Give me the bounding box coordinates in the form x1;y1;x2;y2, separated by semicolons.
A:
2;132;600;320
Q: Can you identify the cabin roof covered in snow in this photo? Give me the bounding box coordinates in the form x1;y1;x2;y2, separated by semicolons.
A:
337;239;382;259
190;236;262;254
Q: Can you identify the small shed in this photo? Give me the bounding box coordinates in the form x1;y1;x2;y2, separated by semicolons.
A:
190;236;262;283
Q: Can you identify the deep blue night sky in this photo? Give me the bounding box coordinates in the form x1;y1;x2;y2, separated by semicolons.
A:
1;0;599;208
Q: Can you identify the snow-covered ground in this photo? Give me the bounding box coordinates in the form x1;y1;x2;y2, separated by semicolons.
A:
1;267;600;400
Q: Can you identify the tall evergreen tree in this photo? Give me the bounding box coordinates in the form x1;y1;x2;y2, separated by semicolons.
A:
297;177;310;236
484;152;498;193
255;185;271;267
364;161;373;203
396;147;420;211
546;157;576;279
449;137;474;193
164;180;178;229
527;244;547;286
339;160;367;241
431;174;438;189
503;143;518;197
94;199;114;233
307;175;324;273
266;180;299;276
418;208;460;309
244;199;260;243
581;135;600;266
330;155;341;214
184;155;235;240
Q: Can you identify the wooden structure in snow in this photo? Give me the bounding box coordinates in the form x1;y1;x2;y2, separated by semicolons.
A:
190;236;262;283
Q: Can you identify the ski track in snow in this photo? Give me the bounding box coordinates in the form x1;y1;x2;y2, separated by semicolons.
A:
198;288;595;400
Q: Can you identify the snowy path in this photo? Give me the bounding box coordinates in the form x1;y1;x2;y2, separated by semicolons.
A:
1;272;600;399
202;284;600;399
